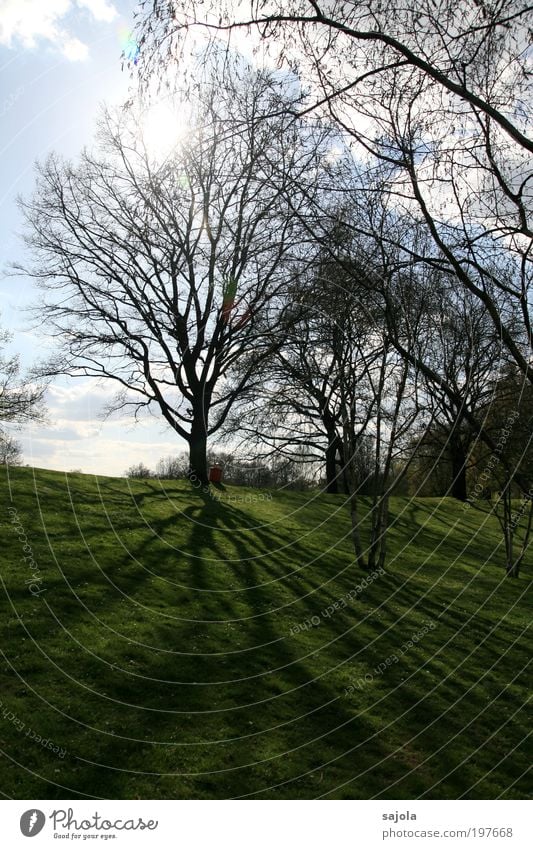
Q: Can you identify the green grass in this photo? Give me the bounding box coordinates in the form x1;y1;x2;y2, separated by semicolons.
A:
0;465;530;799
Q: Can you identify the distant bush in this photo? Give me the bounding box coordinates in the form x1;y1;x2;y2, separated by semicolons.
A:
155;453;189;479
0;432;23;466
125;462;153;479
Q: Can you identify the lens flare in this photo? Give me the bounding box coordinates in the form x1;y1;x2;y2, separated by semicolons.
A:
119;27;140;65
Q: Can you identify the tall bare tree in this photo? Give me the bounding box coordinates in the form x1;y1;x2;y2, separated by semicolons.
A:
19;67;330;483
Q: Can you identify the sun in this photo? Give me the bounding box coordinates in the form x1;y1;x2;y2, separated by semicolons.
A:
139;99;189;162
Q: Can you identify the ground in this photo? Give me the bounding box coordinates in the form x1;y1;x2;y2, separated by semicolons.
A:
0;466;530;799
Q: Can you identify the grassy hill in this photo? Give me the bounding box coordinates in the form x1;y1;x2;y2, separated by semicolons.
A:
0;465;530;799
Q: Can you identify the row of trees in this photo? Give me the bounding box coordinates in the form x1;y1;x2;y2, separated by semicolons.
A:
131;0;532;576
15;2;531;575
127;450;313;489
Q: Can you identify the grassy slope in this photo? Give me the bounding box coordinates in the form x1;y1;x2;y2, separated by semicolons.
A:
0;465;530;800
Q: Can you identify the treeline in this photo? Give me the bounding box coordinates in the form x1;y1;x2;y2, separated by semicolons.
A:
19;1;532;575
126;451;315;491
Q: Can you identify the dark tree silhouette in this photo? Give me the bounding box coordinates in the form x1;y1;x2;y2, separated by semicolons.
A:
19;67;330;483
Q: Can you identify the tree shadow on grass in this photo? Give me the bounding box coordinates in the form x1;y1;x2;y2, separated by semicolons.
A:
22;491;396;799
1;478;529;800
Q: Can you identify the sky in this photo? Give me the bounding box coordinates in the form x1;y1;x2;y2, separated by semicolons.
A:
0;0;186;476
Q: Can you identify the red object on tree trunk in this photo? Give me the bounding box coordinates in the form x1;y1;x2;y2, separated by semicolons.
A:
209;464;223;483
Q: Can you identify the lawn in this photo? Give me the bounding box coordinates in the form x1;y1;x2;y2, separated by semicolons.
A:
0;465;530;799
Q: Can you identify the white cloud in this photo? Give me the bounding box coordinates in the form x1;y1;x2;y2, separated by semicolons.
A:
77;0;117;23
12;378;185;475
0;0;71;49
19;429;182;476
0;0;118;61
37;420;102;440
46;380;112;420
60;32;89;61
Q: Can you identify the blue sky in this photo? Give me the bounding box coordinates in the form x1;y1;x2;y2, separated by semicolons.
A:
0;0;184;475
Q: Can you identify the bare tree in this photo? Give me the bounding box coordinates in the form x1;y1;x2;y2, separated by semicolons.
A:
0;433;23;466
221;226;380;489
155;453;189;479
133;1;533;382
125;461;153;479
0;322;46;466
409;280;505;500
0;325;46;428
225;227;424;569
468;366;533;577
19;66;329;484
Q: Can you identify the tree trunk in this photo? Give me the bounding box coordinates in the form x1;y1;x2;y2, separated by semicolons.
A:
335;435;356;495
325;435;339;494
368;494;389;572
504;519;519;577
450;437;468;501
336;437;350;494
506;558;520;578
348;488;368;570
188;423;208;486
510;498;533;578
494;485;530;578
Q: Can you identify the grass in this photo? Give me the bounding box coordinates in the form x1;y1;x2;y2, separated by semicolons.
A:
0;465;530;799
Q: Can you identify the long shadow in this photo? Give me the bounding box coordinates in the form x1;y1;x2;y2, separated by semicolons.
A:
2;474;529;799
59;492;395;798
